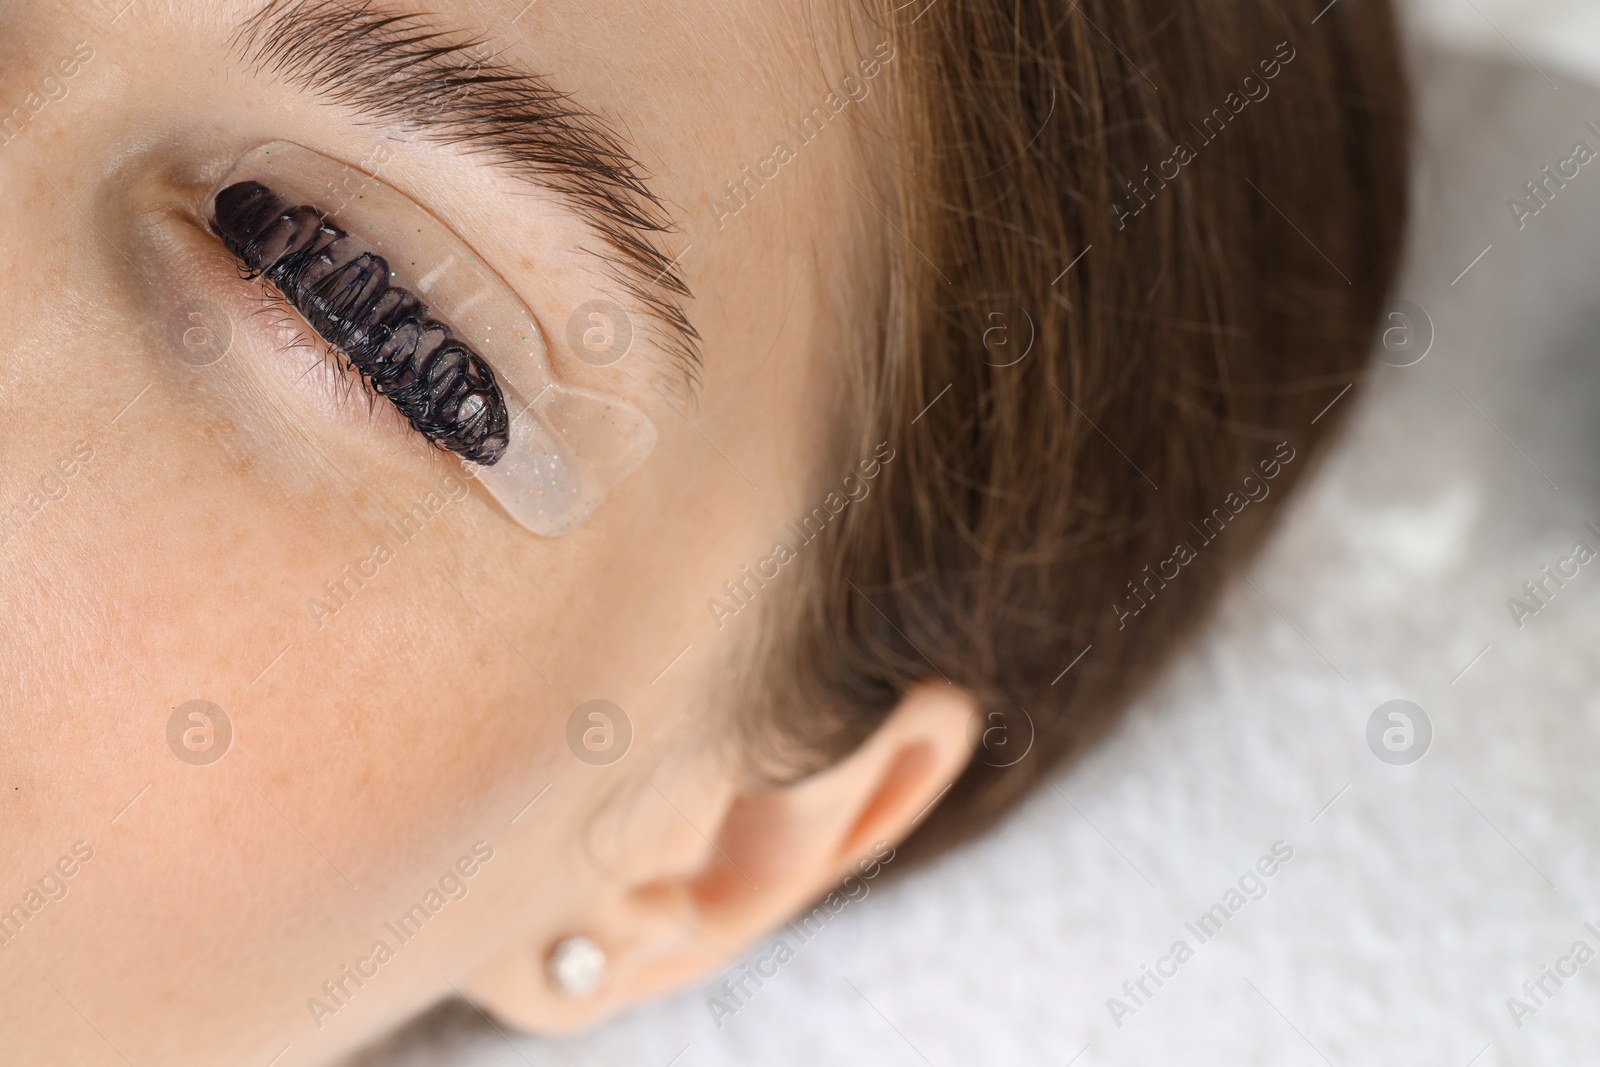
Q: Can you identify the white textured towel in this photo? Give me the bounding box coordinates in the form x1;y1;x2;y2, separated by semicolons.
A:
349;17;1600;1067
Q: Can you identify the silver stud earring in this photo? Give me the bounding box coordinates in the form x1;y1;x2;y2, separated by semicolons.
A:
548;934;607;997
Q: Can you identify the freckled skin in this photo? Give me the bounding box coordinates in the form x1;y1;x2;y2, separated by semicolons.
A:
0;3;969;1067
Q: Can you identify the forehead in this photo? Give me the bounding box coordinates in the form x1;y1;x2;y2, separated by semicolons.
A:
520;0;886;305
488;0;892;431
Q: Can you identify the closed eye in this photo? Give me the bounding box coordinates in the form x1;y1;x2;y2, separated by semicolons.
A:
210;179;511;466
197;139;658;538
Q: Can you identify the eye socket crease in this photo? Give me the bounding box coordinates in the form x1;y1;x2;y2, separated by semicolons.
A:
232;0;702;400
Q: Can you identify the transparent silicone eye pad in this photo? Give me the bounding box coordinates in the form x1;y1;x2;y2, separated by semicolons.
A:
206;141;656;536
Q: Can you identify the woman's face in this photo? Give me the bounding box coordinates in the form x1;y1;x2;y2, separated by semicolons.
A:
0;3;975;1064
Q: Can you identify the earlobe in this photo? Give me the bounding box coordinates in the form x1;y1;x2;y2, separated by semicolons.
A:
461;682;979;1034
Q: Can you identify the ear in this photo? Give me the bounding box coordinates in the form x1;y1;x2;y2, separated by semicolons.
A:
461;681;978;1032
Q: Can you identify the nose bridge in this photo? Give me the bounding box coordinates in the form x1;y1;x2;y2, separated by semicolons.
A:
0;24;154;526
0;26;103;333
0;29;97;153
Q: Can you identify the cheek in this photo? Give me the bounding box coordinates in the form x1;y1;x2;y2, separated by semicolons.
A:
0;175;572;1053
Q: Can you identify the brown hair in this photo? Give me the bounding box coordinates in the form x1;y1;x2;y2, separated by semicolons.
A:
737;0;1409;863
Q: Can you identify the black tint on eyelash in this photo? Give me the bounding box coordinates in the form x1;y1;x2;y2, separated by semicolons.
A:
209;180;511;466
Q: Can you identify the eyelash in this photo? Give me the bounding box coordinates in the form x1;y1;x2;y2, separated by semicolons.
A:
209;180;510;465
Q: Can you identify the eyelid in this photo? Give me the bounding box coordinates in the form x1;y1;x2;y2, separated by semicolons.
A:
211;179;512;466
207;141;656;537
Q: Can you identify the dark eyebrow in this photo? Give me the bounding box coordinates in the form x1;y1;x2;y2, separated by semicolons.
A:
233;0;701;395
